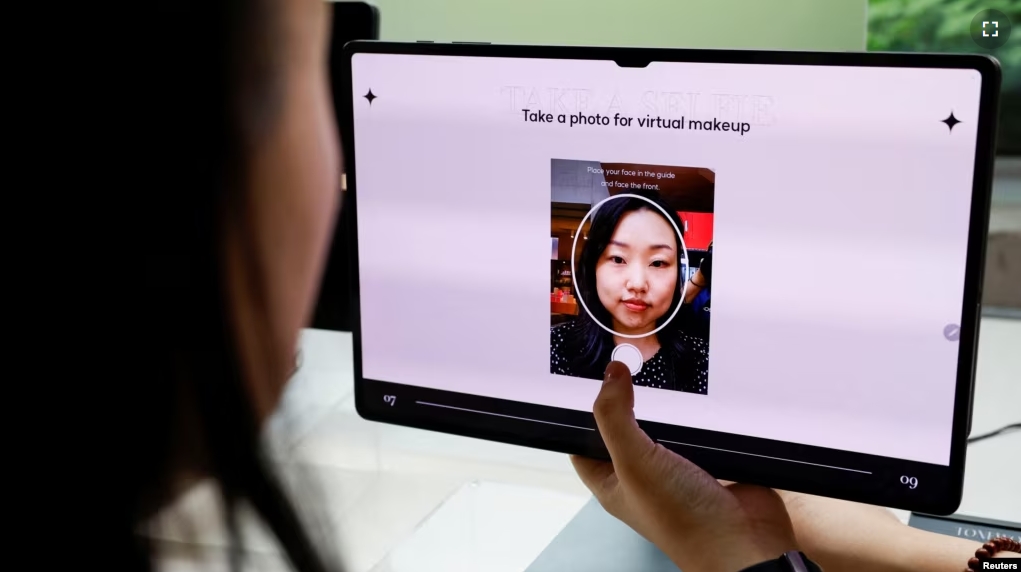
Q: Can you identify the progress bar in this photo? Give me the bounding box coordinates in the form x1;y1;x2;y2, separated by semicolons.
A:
416;401;595;431
657;439;872;474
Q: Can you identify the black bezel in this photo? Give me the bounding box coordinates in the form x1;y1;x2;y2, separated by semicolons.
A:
338;41;1000;515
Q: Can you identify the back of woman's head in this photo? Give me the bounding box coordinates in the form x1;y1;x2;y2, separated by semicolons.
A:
66;1;341;570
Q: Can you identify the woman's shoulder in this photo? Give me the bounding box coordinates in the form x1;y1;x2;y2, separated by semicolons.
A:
550;321;575;347
550;320;581;336
665;330;709;365
666;332;709;394
680;331;708;350
550;321;582;375
681;332;708;357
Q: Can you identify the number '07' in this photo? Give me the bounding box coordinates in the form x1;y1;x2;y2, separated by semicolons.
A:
383;395;396;406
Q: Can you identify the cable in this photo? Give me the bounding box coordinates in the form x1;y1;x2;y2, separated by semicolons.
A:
968;422;1021;444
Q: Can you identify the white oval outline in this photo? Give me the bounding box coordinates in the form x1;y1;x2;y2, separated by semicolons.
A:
571;193;689;340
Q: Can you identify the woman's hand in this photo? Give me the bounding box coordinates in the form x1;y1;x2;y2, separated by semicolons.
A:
698;248;712;283
571;361;798;572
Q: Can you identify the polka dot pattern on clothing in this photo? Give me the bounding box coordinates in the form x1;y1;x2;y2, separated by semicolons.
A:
549;320;708;395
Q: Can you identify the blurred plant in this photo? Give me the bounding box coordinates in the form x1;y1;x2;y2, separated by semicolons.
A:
869;0;1020;152
869;0;1020;84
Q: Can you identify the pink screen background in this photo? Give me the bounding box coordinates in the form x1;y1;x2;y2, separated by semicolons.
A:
350;54;982;466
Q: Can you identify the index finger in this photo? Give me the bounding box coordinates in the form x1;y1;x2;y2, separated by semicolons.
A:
593;361;658;474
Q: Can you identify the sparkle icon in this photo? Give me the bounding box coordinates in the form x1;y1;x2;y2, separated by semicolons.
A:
941;111;961;132
364;89;377;105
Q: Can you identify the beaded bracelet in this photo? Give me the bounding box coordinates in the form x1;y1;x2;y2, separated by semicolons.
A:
966;536;1021;571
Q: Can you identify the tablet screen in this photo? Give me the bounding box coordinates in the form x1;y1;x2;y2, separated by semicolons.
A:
344;46;995;513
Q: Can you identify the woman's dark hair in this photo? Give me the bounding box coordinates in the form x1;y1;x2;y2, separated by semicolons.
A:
564;191;694;377
60;1;335;571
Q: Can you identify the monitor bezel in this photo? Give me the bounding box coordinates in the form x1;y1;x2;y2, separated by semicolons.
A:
339;41;1000;515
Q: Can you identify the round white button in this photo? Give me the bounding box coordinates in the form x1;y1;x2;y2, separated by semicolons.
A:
611;343;643;376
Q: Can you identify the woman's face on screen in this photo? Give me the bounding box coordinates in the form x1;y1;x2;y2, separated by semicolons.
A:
594;208;678;336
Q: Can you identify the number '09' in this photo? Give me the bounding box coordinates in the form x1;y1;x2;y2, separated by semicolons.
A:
900;475;918;489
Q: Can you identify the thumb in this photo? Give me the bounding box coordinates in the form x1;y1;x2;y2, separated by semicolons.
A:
593;361;657;474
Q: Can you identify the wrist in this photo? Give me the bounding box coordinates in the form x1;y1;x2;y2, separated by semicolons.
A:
892;526;981;572
739;551;822;572
710;537;801;572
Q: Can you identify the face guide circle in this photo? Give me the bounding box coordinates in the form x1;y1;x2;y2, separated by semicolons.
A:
571;193;689;340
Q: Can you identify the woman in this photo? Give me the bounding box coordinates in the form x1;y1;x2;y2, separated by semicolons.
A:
64;0;340;569
61;1;1017;570
550;191;709;394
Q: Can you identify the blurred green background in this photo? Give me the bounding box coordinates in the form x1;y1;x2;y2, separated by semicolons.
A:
373;0;867;51
868;0;1021;154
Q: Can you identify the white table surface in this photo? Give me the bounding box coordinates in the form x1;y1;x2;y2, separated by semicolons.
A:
151;317;1020;572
